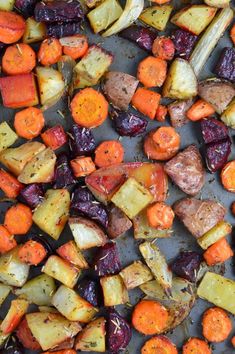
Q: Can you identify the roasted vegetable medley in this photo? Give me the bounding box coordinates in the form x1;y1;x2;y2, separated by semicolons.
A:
0;0;234;353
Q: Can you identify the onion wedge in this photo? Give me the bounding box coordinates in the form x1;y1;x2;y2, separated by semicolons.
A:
189;7;233;76
102;0;144;37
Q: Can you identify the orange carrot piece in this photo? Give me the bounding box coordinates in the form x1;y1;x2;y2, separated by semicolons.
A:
38;38;62;66
43;350;76;354
70;156;96;177
63;35;88;60
18;240;47;266
152;36;175;61
131;87;161;120
150;0;170;3
155;105;167;122
186;99;215;121
142;335;178;354
203;238;233;266
231;336;235;347
182;338;211;354
14;107;45;140
4;203;32;235
132;300;169;335
221;160;235;192
147;202;174;229
2;43;36;75
230;24;235;45
0;11;25;44
137;56;167;88
0;169;23;198
41;125;67;150
94;140;124;168
202;307;232;342
0;225;16;254
152;126;180;152
71;88;108;128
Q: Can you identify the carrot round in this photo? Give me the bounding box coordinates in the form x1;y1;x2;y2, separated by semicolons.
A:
202;307;232;342
38;38;62;66
231;336;235;347
141;335;178;354
0;169;23;198
230;24;235;45
0;225;16;254
186;99;215;121
131;87;161;120
147;202;174;229
4;203;33;235
137;56;167;88
18;240;47;266
152;36;175;61
63;35;88;60
2;43;36;75
203;238;233;266
132;300;168;335
0;10;25;44
156;105;167;122
182;338;211;354
71;88;108;128
94;140;124;168
14;107;45;139
221;160;235;192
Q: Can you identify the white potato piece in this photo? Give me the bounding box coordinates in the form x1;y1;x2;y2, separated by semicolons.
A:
75;317;106;352
100;274;129;306
139;5;173;31
0;324;9;346
0;122;18;153
204;0;230;7
0;0;14;10
197;221;232;249
221;99;235;128
23;17;46;44
0;284;12;306
120;261;153;289
133;210;172;239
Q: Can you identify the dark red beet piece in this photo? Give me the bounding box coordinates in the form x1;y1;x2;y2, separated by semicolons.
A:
111;110;148;137
54;153;76;189
200;117;229;144
93;243;121;276
19;184;44;209
78;278;102;307
46;21;81;38
15;0;38;16
68;124;96;157
106;309;132;353
171;29;198;60
119;25;157;52
34;0;84;23
205;137;231;173
170;251;202;282
71;186;108;228
214;47;235;83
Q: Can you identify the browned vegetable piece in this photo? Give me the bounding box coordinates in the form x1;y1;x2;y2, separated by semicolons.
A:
164;145;205;196
107;205;132;239
174;198;226;239
168;99;193;127
102;71;139;110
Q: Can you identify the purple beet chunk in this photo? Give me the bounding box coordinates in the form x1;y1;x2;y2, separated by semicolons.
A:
171;251;202;282
200;117;228;144
46;21;81;38
35;0;84;23
214;47;235;83
93;243;121;276
171;29;198;60
119;25;157;52
15;0;38;16
78;278;102;307
68;124;96;157
19;184;44;209
205;137;231;173
54;153;76;189
106;309;132;353
71;186;108;228
111;111;148;137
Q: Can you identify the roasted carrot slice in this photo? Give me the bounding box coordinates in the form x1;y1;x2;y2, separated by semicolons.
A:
203;238;233;266
132;300;169;335
152;36;175;61
147;202;174;229
131;87;161;120
4;203;33;235
186;99;215;121
38;38;62;66
152;126;180;152
202;307;232;342
0;10;25;44
18;240;47;266
0;225;16;254
71;88;108;128
182;338;211;354
14;107;45;140
221;160;235;192
230;24;235;45
2;43;36;75
63;35;88;60
70;156;96;177
0;169;23;198
43;350;76;354
142;335;178;354
155;105;167;122
94;140;124;168
137;56;167;87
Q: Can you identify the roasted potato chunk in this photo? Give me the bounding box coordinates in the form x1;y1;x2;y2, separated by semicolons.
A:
133;209;171;239
0;299;29;334
107;205;132;239
204;0;230;7
140;5;173;31
0;284;12;306
221;99;235;128
75;317;106;352
0;122;18;153
197;221;232;249
168;99;193;128
100;274;129;306
23;17;46;44
120;261;153;290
